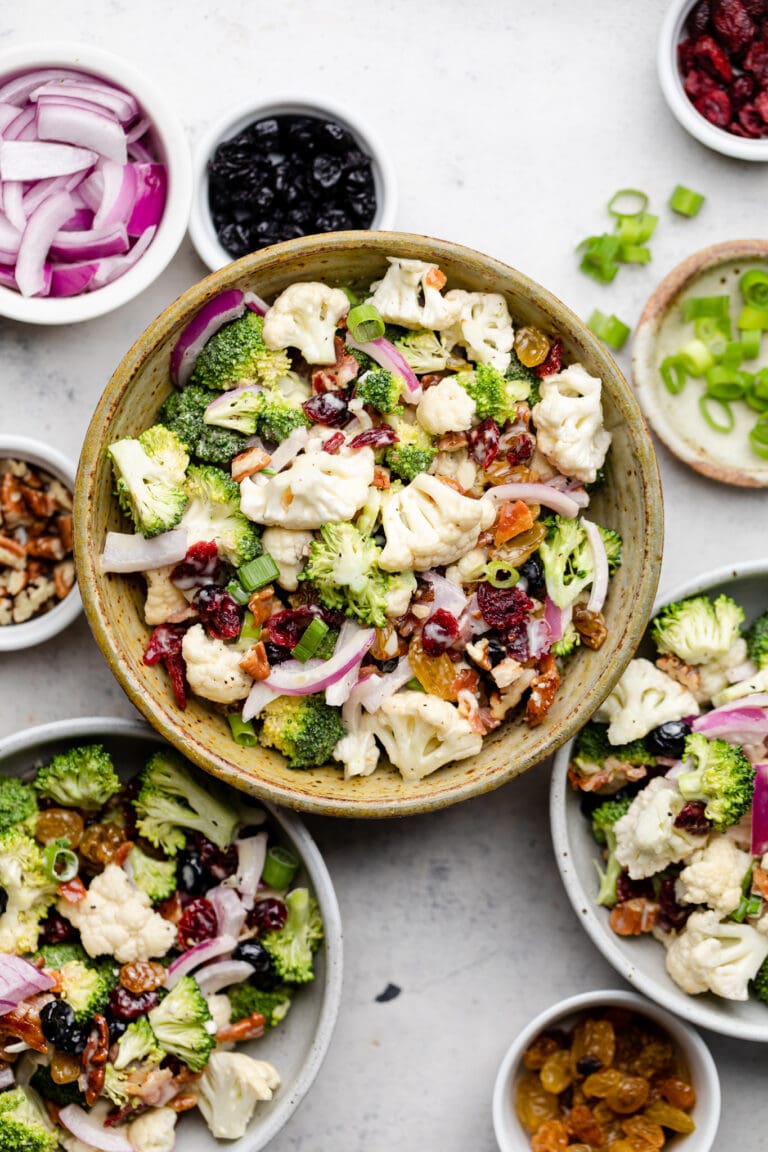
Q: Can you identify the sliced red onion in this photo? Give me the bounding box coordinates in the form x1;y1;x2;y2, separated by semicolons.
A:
0;955;54;1013
346;334;422;401
126;163;166;236
204;383;264;427
464;592;491;636
15;189;74;295
4;105;36;142
58;1105;134;1152
171;289;246;388
90;224;156;288
92;159;134;229
50;260;99;296
100;528;189;573
265;628;375;696
126;116;151;143
165;934;237;989
0;103;20;131
0;140;97;180
354;656;413;714
544;476;590;508
527;616;553;658
22;173;79;218
207;884;247;939
49;223;128;260
0;265;17;289
31;80;138;123
0;217;20;255
242;680;277;722
0;1066;13;1090
692;703;768;744
3;181;26;231
127;137;153;163
230;833;267;909
753;763;768;855
36;100;127;165
713;693;768;710
195;960;255;997
582;519;609;613
544;597;567;643
269;425;309;473
244;291;269;316
0;69;86;107
484;483;580;518
78;169;103;211
325;622;367;706
423;571;468;618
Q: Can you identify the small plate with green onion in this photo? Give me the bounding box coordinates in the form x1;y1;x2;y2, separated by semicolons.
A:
632;239;768;487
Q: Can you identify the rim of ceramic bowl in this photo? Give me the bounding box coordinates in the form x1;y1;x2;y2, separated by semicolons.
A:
658;0;768;160
551;558;768;1042
0;434;81;651
492;988;720;1152
632;239;768;487
188;94;398;272
74;230;663;818
0;715;344;1150
0;41;192;325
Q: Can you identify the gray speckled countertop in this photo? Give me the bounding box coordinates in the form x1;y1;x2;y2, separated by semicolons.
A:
1;2;767;1148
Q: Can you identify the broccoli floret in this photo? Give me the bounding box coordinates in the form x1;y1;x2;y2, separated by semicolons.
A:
357;368;404;414
108;424;189;538
746;610;768;670
255;388;310;443
227;983;292;1028
260;696;346;770
190;311;291;392
586;466;606;493
126;844;177;903
651;594;745;666
347;345;375;373
147;975;214;1072
0;777;37;834
0;1087;57;1152
456;361;527;423
384;416;436;482
599;526;623;574
202;383;309;444
591;795;633;906
159;385;249;465
573;722;655;775
36;941;88;969
394;329;451;374
181;464;261;567
539;515;595;609
34;744;121;811
261;887;323;984
677;732;755;832
505;349;539;398
59;959;117;1023
301;521;391;626
29;1065;85;1108
751;955;768;1003
551;621;581;658
202;386;263;434
113;1018;163;1070
134;748;241;855
0;829;57;953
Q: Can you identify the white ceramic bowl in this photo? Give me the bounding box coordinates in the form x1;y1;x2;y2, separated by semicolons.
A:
0;716;343;1152
492;988;720;1152
0;42;192;324
658;0;768;160
0;433;81;651
188;95;397;271
551;560;768;1042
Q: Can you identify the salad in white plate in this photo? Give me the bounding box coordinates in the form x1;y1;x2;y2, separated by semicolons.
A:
569;590;768;1006
102;255;620;783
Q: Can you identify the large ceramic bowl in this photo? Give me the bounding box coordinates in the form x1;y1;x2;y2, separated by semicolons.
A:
551;561;768;1042
75;231;664;818
0;716;343;1151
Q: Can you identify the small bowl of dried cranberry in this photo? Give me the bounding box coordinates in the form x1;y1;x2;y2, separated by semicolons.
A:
492;989;720;1152
659;0;768;158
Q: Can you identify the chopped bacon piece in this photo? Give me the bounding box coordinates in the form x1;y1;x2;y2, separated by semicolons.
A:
312;335;360;391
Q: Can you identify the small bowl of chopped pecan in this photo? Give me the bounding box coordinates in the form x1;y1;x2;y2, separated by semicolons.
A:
0;435;81;651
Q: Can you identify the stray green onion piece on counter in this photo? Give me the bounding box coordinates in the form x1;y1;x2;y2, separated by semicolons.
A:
669;184;705;217
607;188;649;218
578;189;657;284
228;713;258;746
262;845;299;889
588;310;631;351
347;302;385;342
291;617;330;663
238;553;281;592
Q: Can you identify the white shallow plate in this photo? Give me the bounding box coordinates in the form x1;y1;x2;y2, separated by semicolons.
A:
550;560;768;1042
0;716;343;1151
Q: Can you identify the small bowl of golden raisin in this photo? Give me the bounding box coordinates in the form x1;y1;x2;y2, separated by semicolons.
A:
492;989;720;1152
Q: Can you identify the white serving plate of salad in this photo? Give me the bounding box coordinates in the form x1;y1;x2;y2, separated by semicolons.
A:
0;716;342;1151
551;560;768;1042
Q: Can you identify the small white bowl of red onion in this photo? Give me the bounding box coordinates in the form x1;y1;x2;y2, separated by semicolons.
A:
0;41;192;324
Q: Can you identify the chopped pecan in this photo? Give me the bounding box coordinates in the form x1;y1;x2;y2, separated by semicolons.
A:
231;446;272;483
248;586;276;625
372;466;390;489
157;891;183;924
656;653;701;693
216;1011;266;1043
53;560;76;600
573;605;608;651
525;655;560;726
0;534;26;569
0;994;52;1053
12;576;55;623
167;1094;198;1113
48;479;73;511
0;473;29;528
26;534;66;561
239;640;270;679
438;431;469;452
489;668;537;720
20;484;56;519
57;514;73;552
609;897;659;936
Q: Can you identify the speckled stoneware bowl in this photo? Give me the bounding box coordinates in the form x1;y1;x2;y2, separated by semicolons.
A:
75;231;663;818
633;240;768;488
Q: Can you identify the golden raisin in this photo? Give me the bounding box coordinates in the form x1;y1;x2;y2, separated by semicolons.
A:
572;1018;616;1077
583;1068;622;1098
514;325;551;367
539;1049;573;1094
79;822;126;869
514;1072;560;1133
50;1051;81;1084
490;522;547;568
643;1100;696;1134
605;1074;650;1114
408;636;459;701
658;1077;696;1111
523;1034;561;1071
566;1103;604;1146
631;1040;675;1079
531;1118;568;1152
621;1114;666;1151
119;961;167;994
35;808;84;848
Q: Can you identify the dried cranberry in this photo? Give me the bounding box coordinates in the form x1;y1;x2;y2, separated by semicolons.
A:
739;98;765;129
467;417;500;468
743;36;768;72
194;833;238;881
40;909;78;945
165;651;188;710
683;66;720;97
264;640;291;665
421;609;459;656
476;582;533;629
658;876;693;930
693;33;734;80
248;897;288;933
195;585;242;639
744;0;768;16
347;426;398;450
107;987;159;1022
534;338;562;379
264;607;320;650
755;87;768;117
177;897;218;948
673;801;711;834
302;391;351;426
679;38;697;71
731;72;757;103
506;617;530;662
712;0;755;54
687;0;712;35
143;623;185;665
506;432;535;466
170;540;226;590
322;431;345;454
695;85;733;124
616;873;655;903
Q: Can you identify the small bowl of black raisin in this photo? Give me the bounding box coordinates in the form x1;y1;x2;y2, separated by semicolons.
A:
189;96;397;271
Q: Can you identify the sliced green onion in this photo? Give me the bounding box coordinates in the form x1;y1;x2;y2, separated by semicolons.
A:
678;338;714;376
44;843;78;883
747;894;765;917
261;845;299;890
607;188;649;218
406;677;426;692
341;286;361;307
721;340;745;370
740;327;762;359
484;560;519;589
239;610;261;643
587;310;631;350
706;377;746;402
616;212;658;245
694;315;730;353
740;268;768;309
751;416;768;459
699;394;734;433
618;244;651;264
347;303;385;343
578;234;621;283
682;295;730;322
226;580;251;607
291;617;330;662
660;355;686;395
238;553;280;592
668;184;705;217
738;305;768;331
732;896;749;923
228;714;257;747
747;369;768;412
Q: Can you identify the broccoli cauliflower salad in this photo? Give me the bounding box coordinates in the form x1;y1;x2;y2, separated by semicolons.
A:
102;255;620;782
569;589;768;1005
0;742;323;1149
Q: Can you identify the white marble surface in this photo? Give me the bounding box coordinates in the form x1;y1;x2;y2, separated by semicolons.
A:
1;1;768;1148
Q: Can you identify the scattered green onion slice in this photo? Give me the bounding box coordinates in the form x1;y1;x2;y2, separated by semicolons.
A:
238;553;280;593
406;677;426;692
607;188;649;218
694;316;728;357
347;303;385;343
660;356;686;395
484;560;519;589
707;378;746;402
228;714;257;747
669;184;705;217
738;305;768;331
578;234;621;283
291;617;330;663
239;610;261;643
698;394;734;433
226;580;251;607
741;327;762;359
44;843;78;883
588;310;631;350
341;286;361;307
682;295;730;322
678;338;714;376
721;340;745;370
618;244;651;264
262;845;299;890
751;415;768;458
616;213;658;245
740;269;768;310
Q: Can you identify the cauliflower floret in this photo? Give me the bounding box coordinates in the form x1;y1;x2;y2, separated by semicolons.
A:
240;448;375;530
58;864;177;963
676;836;752;916
443;290;514;372
332;729;381;779
665;909;768;999
262;282;348;364
144;564;189;626
205;993;232;1034
416;377;476;435
367;257;459;331
365;690;482;780
379;472;494;572
594;658;700;744
614;778;703;880
181;624;253;705
260;527;313;591
128;1107;178;1152
194;1050;281;1140
695;638;750;704
531;363;611;485
445;545;488;585
713;665;768;707
433;447;478;493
